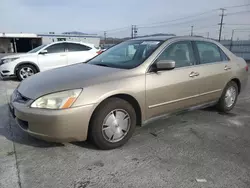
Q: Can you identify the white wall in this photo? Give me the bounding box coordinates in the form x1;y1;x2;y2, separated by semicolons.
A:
41;36;100;46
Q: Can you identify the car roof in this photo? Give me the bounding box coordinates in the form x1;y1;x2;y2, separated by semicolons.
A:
131;35;215;42
48;41;96;48
131;36;175;41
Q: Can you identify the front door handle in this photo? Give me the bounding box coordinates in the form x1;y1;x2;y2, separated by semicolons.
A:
189;72;199;77
224;66;231;70
60;54;67;57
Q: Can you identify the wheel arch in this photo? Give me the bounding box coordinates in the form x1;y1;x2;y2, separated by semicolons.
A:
89;93;142;130
14;62;40;74
230;78;241;93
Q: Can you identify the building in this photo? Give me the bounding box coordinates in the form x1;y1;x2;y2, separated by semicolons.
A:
38;33;100;46
0;33;42;53
0;32;100;53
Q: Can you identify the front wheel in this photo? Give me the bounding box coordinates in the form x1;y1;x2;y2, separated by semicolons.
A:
217;81;238;112
16;64;37;81
89;98;136;150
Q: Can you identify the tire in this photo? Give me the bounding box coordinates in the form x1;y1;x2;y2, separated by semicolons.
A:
217;81;238;112
89;98;136;150
16;64;37;81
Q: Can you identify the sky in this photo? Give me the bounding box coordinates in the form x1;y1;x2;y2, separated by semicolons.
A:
0;0;250;39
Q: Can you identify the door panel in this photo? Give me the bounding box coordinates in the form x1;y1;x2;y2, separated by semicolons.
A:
67;51;95;65
146;67;202;119
195;62;232;103
194;41;233;103
145;40;202;119
38;53;68;71
38;43;67;71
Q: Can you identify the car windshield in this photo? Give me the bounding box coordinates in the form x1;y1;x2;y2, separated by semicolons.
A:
27;44;47;53
88;40;162;69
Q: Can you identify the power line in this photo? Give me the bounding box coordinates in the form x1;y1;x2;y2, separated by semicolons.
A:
222;3;250;9
138;14;218;29
106;28;130;34
99;3;250;36
97;26;130;33
174;25;218;35
226;24;250;25
136;3;250;28
137;9;218;27
233;28;250;31
227;10;250;16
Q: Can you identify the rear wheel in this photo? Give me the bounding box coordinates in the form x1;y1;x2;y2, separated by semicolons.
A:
16;64;37;81
89;98;136;150
217;81;238;112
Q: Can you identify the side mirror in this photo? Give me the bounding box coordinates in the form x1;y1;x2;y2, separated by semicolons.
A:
154;60;175;71
39;49;48;55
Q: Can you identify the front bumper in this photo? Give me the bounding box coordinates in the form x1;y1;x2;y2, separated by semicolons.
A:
10;100;95;142
0;63;15;78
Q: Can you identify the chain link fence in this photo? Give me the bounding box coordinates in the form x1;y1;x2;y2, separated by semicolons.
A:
220;40;250;61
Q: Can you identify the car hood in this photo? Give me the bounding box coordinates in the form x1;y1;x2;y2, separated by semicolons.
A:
18;63;125;99
1;53;35;59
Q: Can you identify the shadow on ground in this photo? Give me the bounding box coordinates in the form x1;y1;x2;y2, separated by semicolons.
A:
1;77;19;82
0;104;64;148
71;141;98;150
202;106;238;117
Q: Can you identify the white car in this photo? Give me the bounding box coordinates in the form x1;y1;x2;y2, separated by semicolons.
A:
0;41;101;80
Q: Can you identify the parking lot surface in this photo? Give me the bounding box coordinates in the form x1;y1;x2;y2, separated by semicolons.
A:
0;74;250;188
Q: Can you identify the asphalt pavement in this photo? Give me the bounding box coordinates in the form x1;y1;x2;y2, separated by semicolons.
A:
0;75;250;188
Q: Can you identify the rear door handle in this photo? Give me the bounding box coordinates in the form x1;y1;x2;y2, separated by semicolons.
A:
189;72;199;77
224;66;231;70
60;54;67;57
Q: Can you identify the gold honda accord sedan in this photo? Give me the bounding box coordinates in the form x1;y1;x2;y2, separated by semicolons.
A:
9;36;248;149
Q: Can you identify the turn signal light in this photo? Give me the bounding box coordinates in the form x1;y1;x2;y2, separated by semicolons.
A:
96;50;103;55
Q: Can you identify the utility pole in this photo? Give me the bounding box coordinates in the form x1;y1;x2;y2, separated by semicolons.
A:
131;25;134;39
218;8;226;42
104;31;107;45
230;29;235;51
133;25;138;38
131;25;138;39
191;26;194;36
207;32;210;38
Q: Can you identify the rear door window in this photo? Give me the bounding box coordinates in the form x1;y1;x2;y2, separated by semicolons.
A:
45;43;66;54
195;41;224;64
67;43;92;52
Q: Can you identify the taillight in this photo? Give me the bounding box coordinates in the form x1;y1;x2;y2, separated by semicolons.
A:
96;50;103;55
246;65;249;72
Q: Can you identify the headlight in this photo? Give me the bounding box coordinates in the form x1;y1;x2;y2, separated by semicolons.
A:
2;58;19;64
31;89;82;109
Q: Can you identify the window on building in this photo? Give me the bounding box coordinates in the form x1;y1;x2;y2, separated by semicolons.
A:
57;38;66;41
